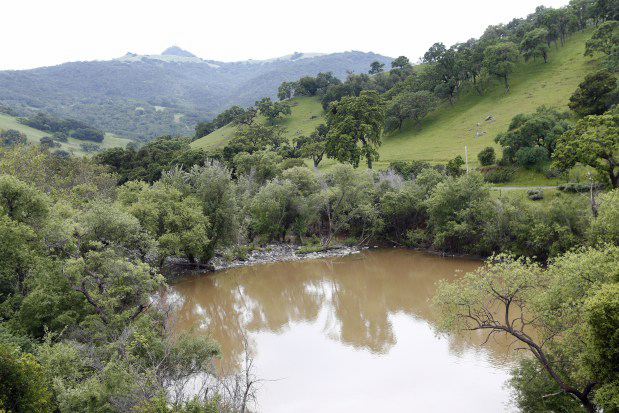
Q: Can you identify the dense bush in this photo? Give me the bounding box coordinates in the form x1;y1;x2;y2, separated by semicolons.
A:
477;147;496;166
527;188;544;200
483;166;515;183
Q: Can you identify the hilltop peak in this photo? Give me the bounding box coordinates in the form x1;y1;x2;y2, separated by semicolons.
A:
161;46;196;58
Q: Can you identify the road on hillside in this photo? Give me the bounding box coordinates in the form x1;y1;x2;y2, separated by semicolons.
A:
491;186;559;190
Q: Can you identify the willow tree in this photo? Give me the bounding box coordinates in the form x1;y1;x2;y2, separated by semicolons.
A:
325;90;385;169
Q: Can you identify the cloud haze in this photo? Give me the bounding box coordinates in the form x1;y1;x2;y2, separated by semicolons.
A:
3;0;570;70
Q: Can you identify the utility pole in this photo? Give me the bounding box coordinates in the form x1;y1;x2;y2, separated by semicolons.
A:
465;146;469;175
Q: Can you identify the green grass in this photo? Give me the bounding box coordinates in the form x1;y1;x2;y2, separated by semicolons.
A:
490;187;584;208
0;113;132;156
193;29;599;184
191;96;325;150
376;29;597;170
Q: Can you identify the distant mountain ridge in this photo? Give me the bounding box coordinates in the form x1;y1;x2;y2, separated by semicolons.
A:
0;48;393;140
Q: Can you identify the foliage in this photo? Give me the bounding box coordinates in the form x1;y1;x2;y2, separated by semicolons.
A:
379;181;427;243
278;81;295;101
369;61;385;75
477;146;496;166
482;166;516;183
568;70;617;116
485;194;590;260
510;358;585;413
585;282;619;412
222;124;286;165
0;344;52;413
520;27;551;62
1;144;117;199
233;150;283;185
117;182;211;265
18;112;105;142
483;42;520;92
446;155;465;177
527;187;545;200
1;129;28;148
255;97;291;124
584;20;619;57
294;124;327;167
250;178;310;241
425;172;492;253
321;164;380;246
385;91;439;131
553;112;619;187
0;52;389;141
496;106;571;166
388;160;433;179
161;162;239;261
434;246;619;413
325;90;386;168
589;189;619;245
96;136;208;184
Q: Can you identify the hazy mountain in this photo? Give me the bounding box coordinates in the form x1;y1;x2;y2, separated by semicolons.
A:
0;48;392;140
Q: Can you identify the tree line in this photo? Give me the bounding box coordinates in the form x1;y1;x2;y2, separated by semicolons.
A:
193;0;618;173
1;136;618;411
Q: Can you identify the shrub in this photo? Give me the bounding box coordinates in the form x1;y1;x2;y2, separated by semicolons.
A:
527;188;544;200
477;147;496;166
446;155;465;177
589;189;619;246
0;345;52;413
515;146;548;169
558;182;604;193
388;160;432;179
483;167;515;183
544;168;564;179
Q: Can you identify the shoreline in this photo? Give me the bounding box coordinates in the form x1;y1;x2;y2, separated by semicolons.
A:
164;244;363;278
165;243;485;280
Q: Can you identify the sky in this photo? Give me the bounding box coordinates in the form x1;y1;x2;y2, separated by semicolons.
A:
3;0;571;70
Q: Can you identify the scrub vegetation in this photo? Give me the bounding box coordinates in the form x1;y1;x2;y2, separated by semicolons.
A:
1;1;619;412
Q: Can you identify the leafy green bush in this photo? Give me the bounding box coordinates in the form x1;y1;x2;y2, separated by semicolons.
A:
477;147;496;166
483;167;515;183
515;146;548;169
0;344;52;413
527;188;544;200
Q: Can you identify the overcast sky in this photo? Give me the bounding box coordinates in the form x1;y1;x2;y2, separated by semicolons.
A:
3;0;571;70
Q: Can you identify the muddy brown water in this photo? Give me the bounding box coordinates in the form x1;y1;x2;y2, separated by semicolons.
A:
170;249;517;412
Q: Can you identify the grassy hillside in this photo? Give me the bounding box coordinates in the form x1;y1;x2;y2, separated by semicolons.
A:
377;29;596;169
0;113;132;157
193;29;598;181
191;96;325;150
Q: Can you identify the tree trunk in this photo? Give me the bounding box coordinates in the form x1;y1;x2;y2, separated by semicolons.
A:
504;76;510;93
579;397;597;413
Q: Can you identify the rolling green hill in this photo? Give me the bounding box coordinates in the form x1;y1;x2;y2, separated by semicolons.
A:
377;28;597;169
191;96;325;150
0;112;132;156
193;28;599;179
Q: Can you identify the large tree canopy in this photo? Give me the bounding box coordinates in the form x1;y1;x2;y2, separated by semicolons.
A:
568;70;617;116
483;42;520;92
325;90;386;169
553;111;619;188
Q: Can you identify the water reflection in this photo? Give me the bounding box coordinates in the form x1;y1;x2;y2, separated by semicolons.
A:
171;249;517;412
172;249;515;364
